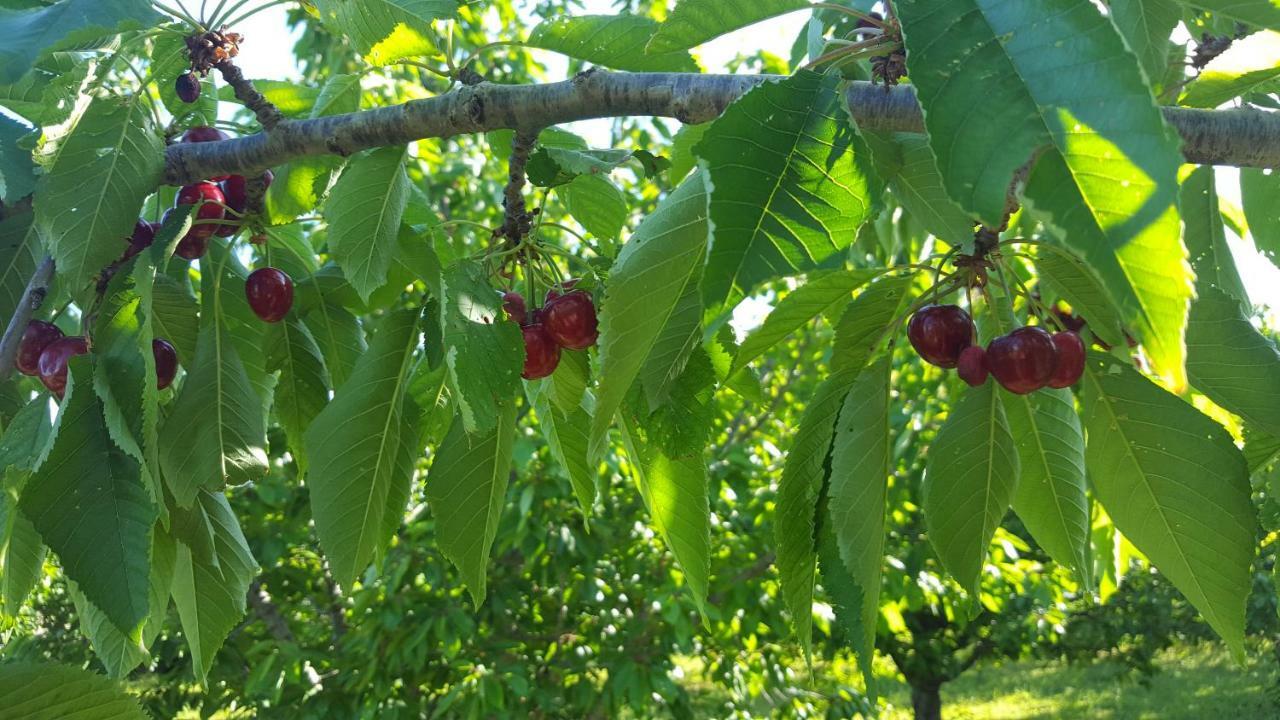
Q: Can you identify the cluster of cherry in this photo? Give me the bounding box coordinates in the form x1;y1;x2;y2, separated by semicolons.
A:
15;320;177;399
502;281;599;379
907;305;1085;394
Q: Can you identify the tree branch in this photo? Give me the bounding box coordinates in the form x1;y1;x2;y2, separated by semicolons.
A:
0;255;55;381
164;71;1280;185
215;59;284;131
246;578;296;643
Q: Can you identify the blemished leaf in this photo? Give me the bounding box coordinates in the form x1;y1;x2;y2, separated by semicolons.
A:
1183;31;1280;107
171;490;257;683
1181;166;1248;306
827;357;891;692
34;91;164;297
20;359;155;637
0;662;147;719
1033;246;1128;351
426;405;516;607
267;316;330;476
305;308;421;588
309;0;457;65
923;381;1020;594
439;260;523;434
559;174;628;244
527;15;699;72
1082;351;1257;657
862;132;974;247
696;71;880;308
898;0;1192;390
775;367;859;657
324;146;410;302
0;0;162;83
732;269;881;377
829;272;916;374
0;113;37;203
646;0;809;53
0;210;40;327
589;170;710;464
1109;0;1181;84
1240;168;1280;271
1187;284;1280;439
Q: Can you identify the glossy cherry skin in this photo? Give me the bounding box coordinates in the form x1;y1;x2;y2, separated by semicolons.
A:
16;320;64;376
153;338;179;390
544;278;580;304
521;323;561;379
907;304;975;368
956;345;989;387
122;219;158;260
502;291;527;325
1047;332;1085;389
987;326;1058;395
543;291;599;350
218;170;274;237
180;126;231;180
245;267;294;323
175;72;200;103
176;181;226;240
37;336;89;398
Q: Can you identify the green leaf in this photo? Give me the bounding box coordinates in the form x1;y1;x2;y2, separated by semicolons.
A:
324;146;410;302
530;385;596;516
732;268;880;377
1;488;46;617
527;147;636;187
696;71;880;308
35;92;164;296
829;272;916;374
923;381;1020;594
527;15;699;72
267;317;330;476
898;0;1192;390
219;80;320;117
862;132;974;246
305;309;421;588
68;583;148;679
310;0;456;64
548;348;590;416
827;357;891;691
646;0;810;53
1173;0;1280;31
171;490;256;683
1181;166;1248;306
0;209;39;328
269;156;346;225
151;272;198;365
303;302;366;389
559;174;628;244
439;260;523;434
0;662;147;719
1082;351;1256;656
1183;31;1280;106
1033;246;1129;350
1187;284;1280;438
589;171;710;464
1240;168;1280;271
0;395;51;474
20;359;154;637
0;114;36;202
425;405;516;607
1109;0;1181;84
0;0;161;83
311;73;362;118
0;52;94;126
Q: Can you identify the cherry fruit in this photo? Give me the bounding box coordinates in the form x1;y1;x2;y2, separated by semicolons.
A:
956;345;989;387
907;305;975;368
218;170;274;237
245;267;294;323
987;326;1058;395
543;291;599;350
544;278;579;304
153;338;179;390
122;219;158;260
521;323;561;379
37;336;89;398
16;320;64;376
1047;332;1085;389
175;72;200;103
176;181;226;240
502;291;528;325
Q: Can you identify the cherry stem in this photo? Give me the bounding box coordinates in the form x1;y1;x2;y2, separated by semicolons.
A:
811;3;885;28
153;1;205;31
804;37;897;69
222;0;293;28
397;59;453;80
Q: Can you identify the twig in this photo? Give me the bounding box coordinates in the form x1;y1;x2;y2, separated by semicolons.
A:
496;129;539;244
0;256;55;381
246;579;296;643
214;58;284;130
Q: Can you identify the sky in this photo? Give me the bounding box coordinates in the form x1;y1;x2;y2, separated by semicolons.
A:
228;1;1280;321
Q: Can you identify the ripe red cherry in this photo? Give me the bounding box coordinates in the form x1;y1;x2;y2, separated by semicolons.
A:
16;320;63;376
907;304;975;368
37;336;89;398
544;278;580;304
956;345;988;387
180;126;231;180
153;338;178;390
176;181;226;241
175;72;200;103
245;267;294;323
1046;332;1085;389
987;326;1058;395
121;219;158;260
501;291;527;325
219;170;274;238
521;323;561;379
543;291;599;350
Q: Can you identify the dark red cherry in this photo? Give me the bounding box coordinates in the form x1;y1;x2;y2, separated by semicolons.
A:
122;219;158;260
1046;332;1085;389
987;326;1058;395
153;338;178;390
907;304;974;368
521;323;561;380
16;320;64;376
175;182;226;241
219;170;273;238
175;72;200;103
245;267;294;323
543;291;599;350
37;336;88;399
544;278;580;305
180;126;231;180
956;345;988;387
501;291;527;325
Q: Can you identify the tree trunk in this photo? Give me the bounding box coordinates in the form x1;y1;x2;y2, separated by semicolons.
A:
910;684;943;720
